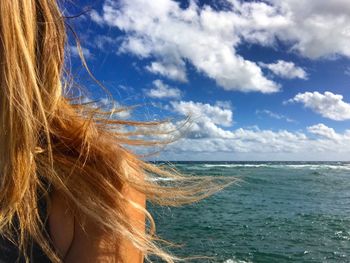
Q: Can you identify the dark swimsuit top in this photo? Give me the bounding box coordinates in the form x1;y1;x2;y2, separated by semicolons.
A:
0;182;53;263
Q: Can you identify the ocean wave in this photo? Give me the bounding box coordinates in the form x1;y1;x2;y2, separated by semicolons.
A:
223;258;252;263
203;164;269;168
147;177;174;182
202;163;350;171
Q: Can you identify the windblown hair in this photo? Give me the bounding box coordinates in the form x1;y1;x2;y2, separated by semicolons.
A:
0;0;232;262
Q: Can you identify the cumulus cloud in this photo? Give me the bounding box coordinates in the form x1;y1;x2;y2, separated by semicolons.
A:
159;120;350;160
90;0;279;93
259;60;307;79
134;99;350;160
160;100;233;139
145;62;187;82
166;129;309;154
287;91;350;121
233;0;350;59
145;80;182;99
171;101;233;127
166;124;350;160
90;0;350;94
307;123;340;140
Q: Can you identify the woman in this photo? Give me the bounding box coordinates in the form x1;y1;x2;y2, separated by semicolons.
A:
0;0;231;262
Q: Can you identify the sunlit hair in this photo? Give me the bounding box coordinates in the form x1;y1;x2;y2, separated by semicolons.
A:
0;0;233;262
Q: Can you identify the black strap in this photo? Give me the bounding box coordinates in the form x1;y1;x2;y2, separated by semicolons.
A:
0;180;53;263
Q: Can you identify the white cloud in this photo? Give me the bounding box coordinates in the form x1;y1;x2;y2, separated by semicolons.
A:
259;60;307;79
90;0;279;93
119;37;153;58
234;0;350;59
90;0;350;95
158;121;350;160
135;100;236;141
135;100;350;160
145;62;187;82
287;91;350;121
97;97;132;119
76;96;132;119
256;109;296;123
171;101;233;127
94;35;119;51
145;80;182;99
307;123;340;140
69;45;92;59
90;10;105;25
164;125;350;160
215;100;232;110
345;67;350;76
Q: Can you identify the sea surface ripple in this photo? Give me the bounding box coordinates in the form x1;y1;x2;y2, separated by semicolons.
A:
149;161;350;263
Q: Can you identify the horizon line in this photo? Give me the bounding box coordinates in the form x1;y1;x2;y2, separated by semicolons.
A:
148;160;350;163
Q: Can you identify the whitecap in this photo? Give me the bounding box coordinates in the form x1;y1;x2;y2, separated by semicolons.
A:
147;177;174;182
224;258;253;263
201;163;350;171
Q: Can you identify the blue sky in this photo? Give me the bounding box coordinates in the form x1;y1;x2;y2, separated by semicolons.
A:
64;0;350;161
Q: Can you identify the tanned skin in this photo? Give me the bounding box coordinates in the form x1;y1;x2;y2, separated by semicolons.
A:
48;186;146;262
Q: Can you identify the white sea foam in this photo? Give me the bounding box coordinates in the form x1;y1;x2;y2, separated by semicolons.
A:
147;177;174;182
203;164;268;168
202;163;350;171
224;258;253;263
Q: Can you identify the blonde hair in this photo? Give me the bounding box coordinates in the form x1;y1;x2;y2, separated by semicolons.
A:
0;0;233;262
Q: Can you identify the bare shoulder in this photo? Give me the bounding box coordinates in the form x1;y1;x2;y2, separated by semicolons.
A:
118;183;146;262
48;188;75;259
48;185;146;262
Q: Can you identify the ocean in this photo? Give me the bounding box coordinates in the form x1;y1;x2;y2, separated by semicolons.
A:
148;162;350;263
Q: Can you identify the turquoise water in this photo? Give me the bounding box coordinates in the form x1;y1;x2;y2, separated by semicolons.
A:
149;162;350;263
